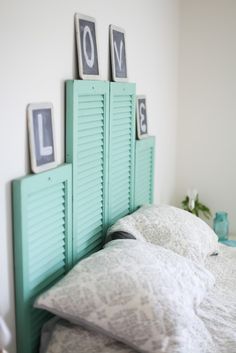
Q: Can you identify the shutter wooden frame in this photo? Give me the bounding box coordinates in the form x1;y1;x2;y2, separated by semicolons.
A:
108;82;136;226
12;164;72;353
134;136;155;209
66;80;109;263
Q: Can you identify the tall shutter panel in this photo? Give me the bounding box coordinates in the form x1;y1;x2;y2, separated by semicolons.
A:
134;137;155;209
13;164;72;353
66;80;109;263
108;82;136;226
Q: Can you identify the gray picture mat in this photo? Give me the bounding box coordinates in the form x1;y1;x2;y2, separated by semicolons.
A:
112;30;127;78
79;18;99;76
137;99;148;135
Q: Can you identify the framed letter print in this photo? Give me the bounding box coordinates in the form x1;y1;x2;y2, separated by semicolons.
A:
136;96;148;139
75;13;100;80
27;103;57;173
110;25;128;82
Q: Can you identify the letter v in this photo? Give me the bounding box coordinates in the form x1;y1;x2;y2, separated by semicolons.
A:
114;40;123;71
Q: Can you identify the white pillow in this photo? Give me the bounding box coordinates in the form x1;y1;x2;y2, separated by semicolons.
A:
35;240;214;353
108;205;219;263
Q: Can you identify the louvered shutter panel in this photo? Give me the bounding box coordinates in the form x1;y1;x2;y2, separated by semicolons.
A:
13;164;72;353
134;137;155;209
108;83;136;225
66;80;109;263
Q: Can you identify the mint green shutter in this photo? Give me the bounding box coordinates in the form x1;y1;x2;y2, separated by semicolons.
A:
13;164;72;353
108;83;136;225
66;80;109;263
134;137;155;209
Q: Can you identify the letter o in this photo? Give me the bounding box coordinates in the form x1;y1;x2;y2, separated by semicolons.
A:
83;25;95;68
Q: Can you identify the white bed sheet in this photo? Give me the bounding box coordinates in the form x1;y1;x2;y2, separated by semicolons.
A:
41;244;236;353
199;243;236;353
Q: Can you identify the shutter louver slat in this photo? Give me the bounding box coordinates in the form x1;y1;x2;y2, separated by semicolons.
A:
76;226;103;244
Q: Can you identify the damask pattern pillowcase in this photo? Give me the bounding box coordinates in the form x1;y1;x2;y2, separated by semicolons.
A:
107;205;219;263
35;240;215;353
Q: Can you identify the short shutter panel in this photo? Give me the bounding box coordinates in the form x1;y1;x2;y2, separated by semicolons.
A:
66;80;109;263
13;164;72;353
134;136;155;209
108;82;136;226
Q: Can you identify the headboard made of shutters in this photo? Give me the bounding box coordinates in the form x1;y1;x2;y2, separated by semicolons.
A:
13;81;155;353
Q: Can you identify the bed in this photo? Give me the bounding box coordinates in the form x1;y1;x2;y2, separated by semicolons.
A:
33;204;236;353
12;80;236;353
36;241;236;353
43;248;236;353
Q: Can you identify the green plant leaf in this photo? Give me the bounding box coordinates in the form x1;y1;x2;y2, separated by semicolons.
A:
181;194;211;219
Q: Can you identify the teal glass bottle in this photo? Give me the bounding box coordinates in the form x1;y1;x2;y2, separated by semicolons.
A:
213;212;229;241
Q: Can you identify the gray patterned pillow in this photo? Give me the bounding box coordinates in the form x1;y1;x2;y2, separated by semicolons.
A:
108;205;219;263
35;240;214;353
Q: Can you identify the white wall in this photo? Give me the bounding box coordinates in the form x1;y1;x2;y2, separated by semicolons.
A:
0;1;179;352
177;0;236;232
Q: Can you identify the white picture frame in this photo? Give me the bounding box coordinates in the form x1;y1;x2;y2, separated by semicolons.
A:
136;95;148;139
75;13;100;80
27;103;57;173
110;25;128;82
